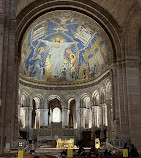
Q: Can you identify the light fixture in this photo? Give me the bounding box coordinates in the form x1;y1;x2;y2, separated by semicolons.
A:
19;142;23;147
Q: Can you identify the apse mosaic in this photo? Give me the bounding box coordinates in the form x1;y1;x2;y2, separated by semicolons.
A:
20;10;113;84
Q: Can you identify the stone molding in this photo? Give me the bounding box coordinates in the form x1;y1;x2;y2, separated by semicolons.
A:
111;60;140;69
19;71;110;90
17;0;36;15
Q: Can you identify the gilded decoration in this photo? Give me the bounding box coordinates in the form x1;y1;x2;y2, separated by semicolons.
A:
20;10;113;85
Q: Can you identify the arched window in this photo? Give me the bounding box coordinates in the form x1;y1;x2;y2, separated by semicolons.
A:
52;107;61;122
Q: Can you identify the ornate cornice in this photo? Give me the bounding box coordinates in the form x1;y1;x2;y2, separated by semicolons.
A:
19;64;111;86
111;59;140;69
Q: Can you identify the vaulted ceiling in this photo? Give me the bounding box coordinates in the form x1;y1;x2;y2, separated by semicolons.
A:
17;0;138;26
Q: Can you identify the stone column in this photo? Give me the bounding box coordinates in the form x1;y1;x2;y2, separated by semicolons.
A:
75;98;81;140
75;107;86;141
80;108;86;129
67;109;70;127
0;14;4;100
76;107;81;130
43;100;49;126
28;107;33;129
125;61;141;149
106;99;112;141
94;106;98;127
43;108;49;126
92;105;96;139
112;64;130;145
99;104;104;140
35;109;40;128
84;108;90;128
104;104;108;126
23;107;29;128
35;108;48;128
26;107;33;139
62;108;68;128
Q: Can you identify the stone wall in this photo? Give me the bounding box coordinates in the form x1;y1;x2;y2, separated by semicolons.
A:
0;0;140;154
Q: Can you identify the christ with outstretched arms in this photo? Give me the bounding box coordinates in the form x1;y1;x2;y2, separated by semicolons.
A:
40;37;77;77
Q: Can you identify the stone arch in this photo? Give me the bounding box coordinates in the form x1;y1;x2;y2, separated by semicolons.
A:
67;98;77;128
18;92;30;129
19;88;31;106
30;93;44;109
105;80;112;101
79;93;92;129
20;92;30;107
16;0;121;65
48;97;62;123
67;97;75;110
66;91;79;102
92;90;100;106
19;88;31;98
99;86;106;104
48;95;61;102
80;93;91;108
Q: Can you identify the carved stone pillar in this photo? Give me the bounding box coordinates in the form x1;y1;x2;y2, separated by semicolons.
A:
43;100;49;126
19;107;26;128
62;108;68;128
80;107;86;129
0;14;4;100
106;99;112;141
24;107;30;128
75;98;81;140
85;108;90;128
44;108;49;126
99;104;104;140
28;107;33;129
92;105;96;139
94;105;98;127
76;107;81;129
37;108;49;127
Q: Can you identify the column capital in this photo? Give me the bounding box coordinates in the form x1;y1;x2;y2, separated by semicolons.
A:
62;107;68;110
92;104;99;107
99;103;105;106
105;99;111;105
76;107;86;110
44;100;48;108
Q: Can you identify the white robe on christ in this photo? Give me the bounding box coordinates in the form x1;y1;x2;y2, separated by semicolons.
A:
44;40;73;77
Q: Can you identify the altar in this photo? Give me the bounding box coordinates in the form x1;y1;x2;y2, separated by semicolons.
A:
57;139;74;148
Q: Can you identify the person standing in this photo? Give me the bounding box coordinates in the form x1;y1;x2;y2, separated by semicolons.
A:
130;144;139;158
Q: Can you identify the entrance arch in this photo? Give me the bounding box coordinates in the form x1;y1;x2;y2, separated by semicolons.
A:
15;0;122;150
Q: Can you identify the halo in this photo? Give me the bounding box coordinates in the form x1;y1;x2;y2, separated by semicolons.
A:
38;47;44;52
52;35;65;43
